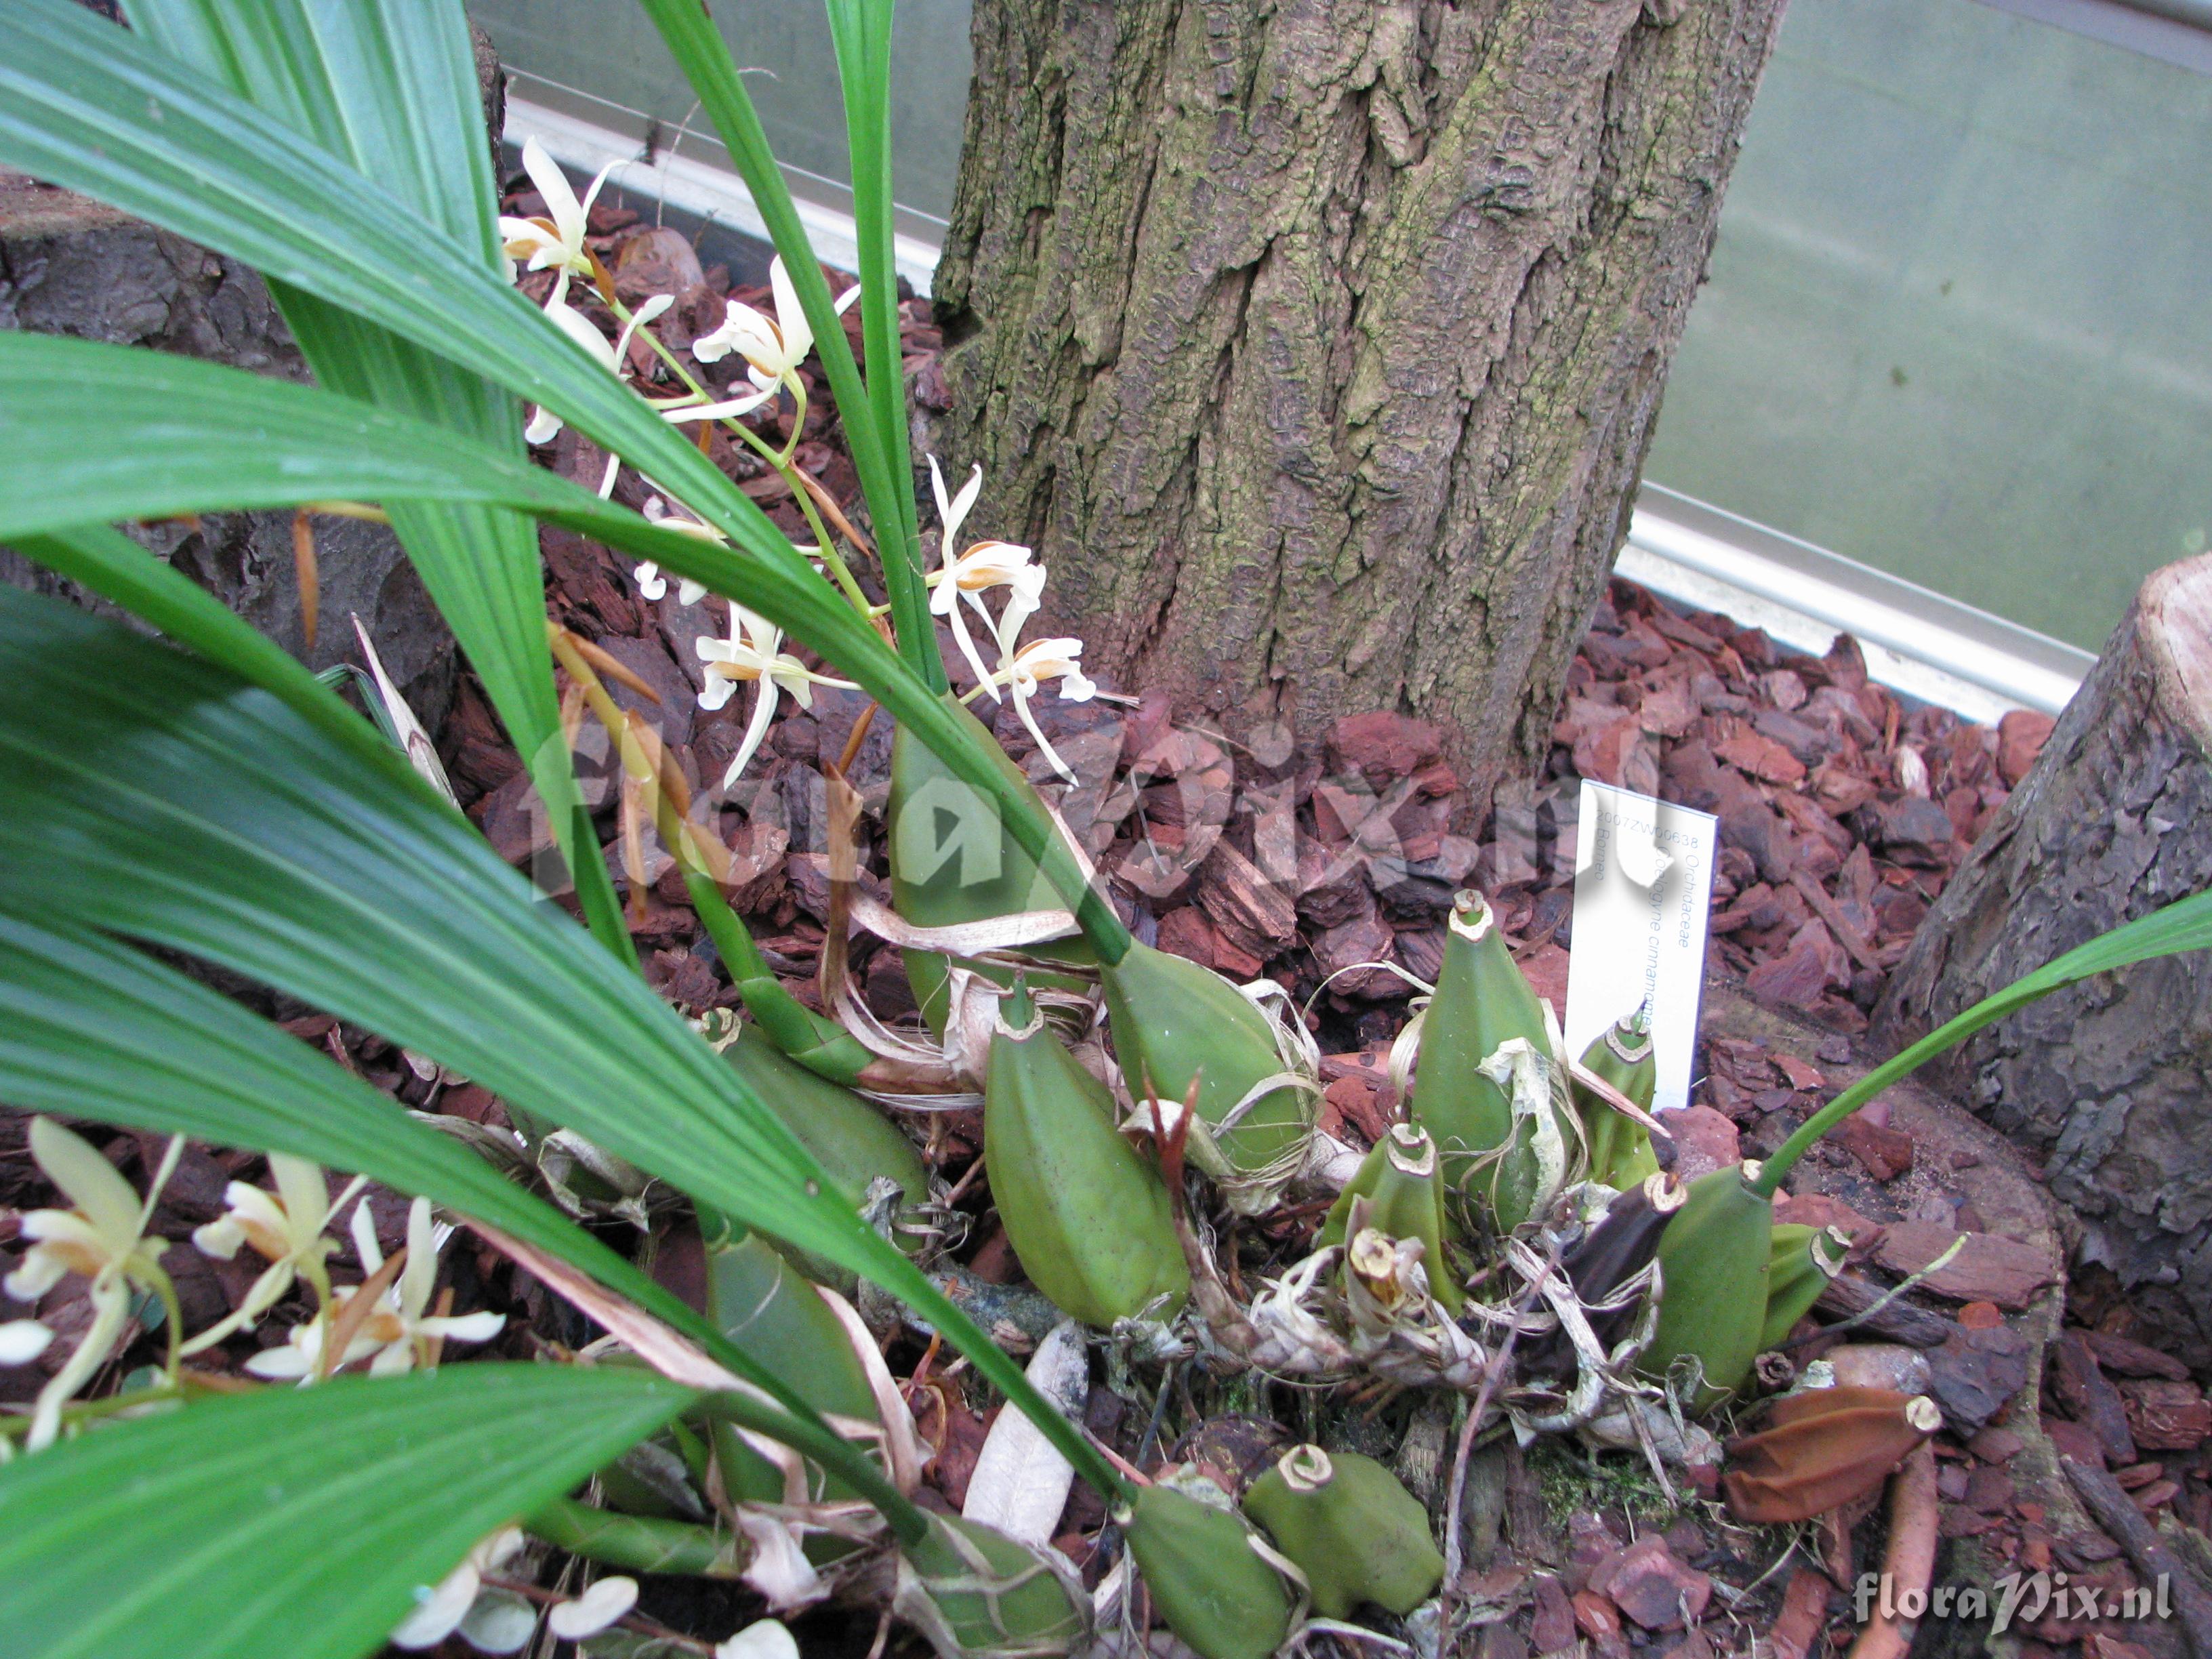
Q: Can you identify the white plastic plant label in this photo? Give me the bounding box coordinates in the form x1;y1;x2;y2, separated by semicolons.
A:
1562;779;1718;1114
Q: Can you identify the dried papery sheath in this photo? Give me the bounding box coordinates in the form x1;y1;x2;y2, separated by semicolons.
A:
1721;1386;1943;1523
1759;1223;1851;1352
1243;1445;1444;1619
1477;1038;1573;1235
983;981;1188;1328
1407;891;1569;1236
1120;1474;1297;1659
963;1321;1087;1547
1640;1161;1774;1410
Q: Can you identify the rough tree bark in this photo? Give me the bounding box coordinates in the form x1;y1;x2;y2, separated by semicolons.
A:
930;0;1787;804
1877;553;2212;1368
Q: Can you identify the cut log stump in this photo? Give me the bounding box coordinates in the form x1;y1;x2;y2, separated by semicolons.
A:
1877;552;2212;1368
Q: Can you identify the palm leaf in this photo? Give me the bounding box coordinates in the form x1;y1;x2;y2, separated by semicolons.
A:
0;1365;695;1659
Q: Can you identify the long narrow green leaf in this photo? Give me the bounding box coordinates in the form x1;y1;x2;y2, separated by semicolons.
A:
636;0;942;689
0;0;801;594
0;581;1122;1502
0;329;1130;958
0;912;766;1405
0;1365;695;1659
120;0;634;962
1753;888;2212;1193
823;0;924;619
12;525;367;751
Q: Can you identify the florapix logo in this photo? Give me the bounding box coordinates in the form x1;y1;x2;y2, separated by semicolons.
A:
1853;1571;2173;1635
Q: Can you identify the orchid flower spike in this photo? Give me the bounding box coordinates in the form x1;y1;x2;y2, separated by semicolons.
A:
696;607;857;788
498;136;622;304
691;255;860;400
2;1118;180;1450
979;588;1097;783
388;1527;529;1651
925;456;1048;694
181;1155;365;1357
525;292;674;462
634;496;722;605
244;1197;502;1381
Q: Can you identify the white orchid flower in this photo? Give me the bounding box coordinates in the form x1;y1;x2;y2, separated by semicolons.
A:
180;1155;365;1356
925;457;1048;693
547;1575;640;1640
244;1197;501;1381
931;454;983;549
696;607;857;788
718;1618;800;1659
975;588;1096;784
0;1322;53;1366
691;255;860;399
3;1119;179;1450
525;293;675;463
388;1526;528;1651
659;382;779;426
497;136;621;304
634;497;723;604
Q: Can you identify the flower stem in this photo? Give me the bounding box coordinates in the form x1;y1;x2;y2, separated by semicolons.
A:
148;1266;184;1385
607;298;881;634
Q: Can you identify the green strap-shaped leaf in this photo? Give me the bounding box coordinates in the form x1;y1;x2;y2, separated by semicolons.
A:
0;1365;695;1659
119;0;632;960
1753;886;2212;1193
0;0;807;594
0;581;1121;1502
0;912;728;1391
823;0;924;583
0;588;874;1281
0;329;1132;958
636;0;941;688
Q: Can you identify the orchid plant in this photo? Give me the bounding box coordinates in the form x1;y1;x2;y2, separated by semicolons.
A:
1;5;2206;1659
0;1132;503;1452
2;1119;181;1451
0;2;1151;1654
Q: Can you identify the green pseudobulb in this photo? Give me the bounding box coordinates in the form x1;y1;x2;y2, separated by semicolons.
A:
1124;1481;1294;1659
1100;941;1313;1212
886;699;1091;1036
1408;890;1569;1236
1244;1445;1444;1618
1641;1162;1774;1410
984;981;1188;1327
1574;1002;1661;1191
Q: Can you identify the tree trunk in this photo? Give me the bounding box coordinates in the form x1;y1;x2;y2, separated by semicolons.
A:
930;0;1786;806
1876;552;2212;1368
